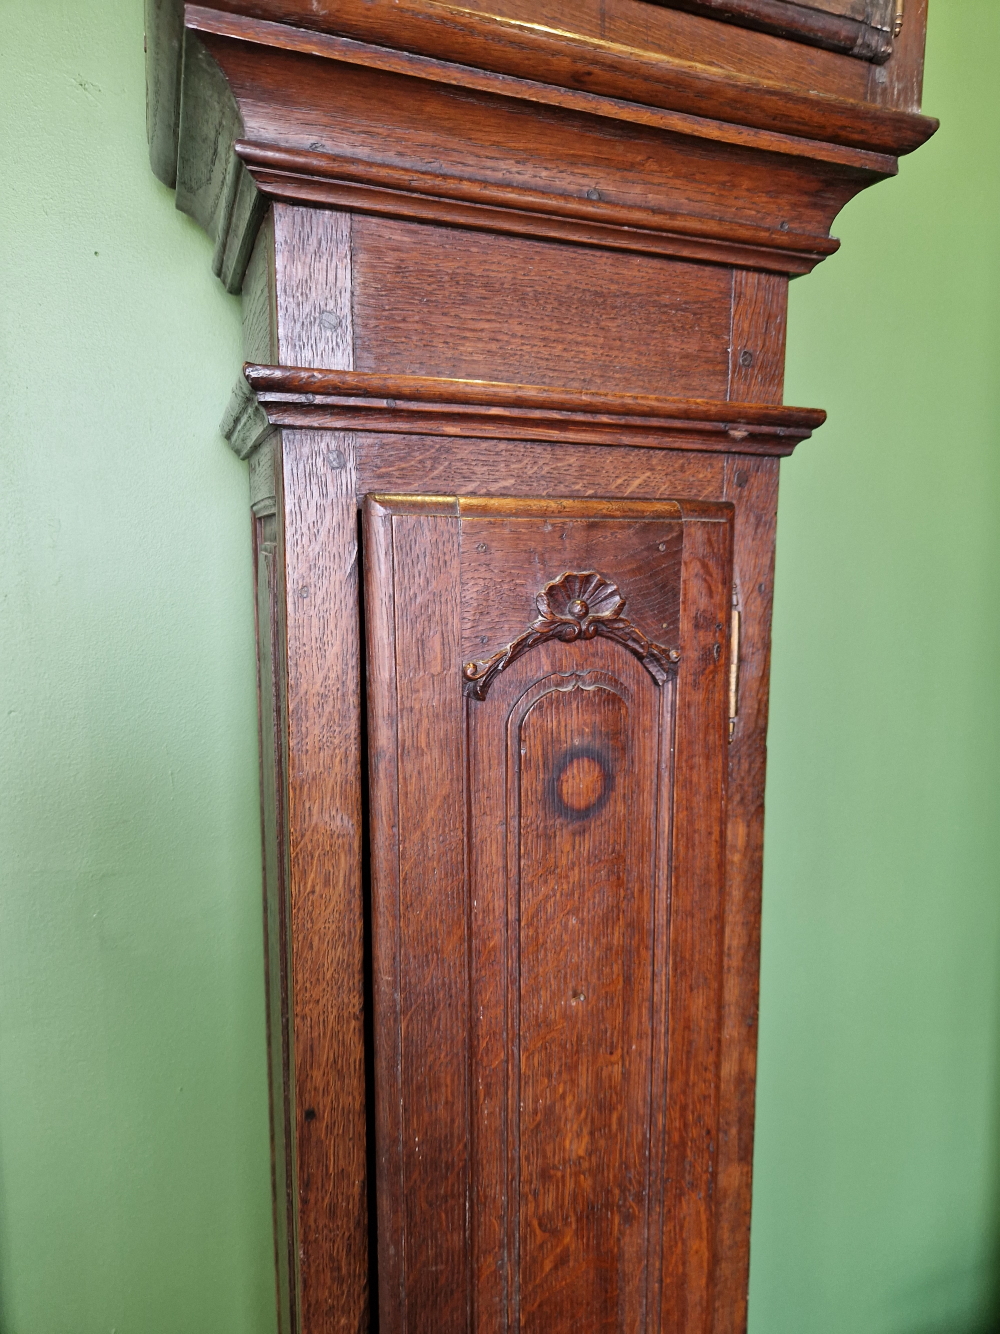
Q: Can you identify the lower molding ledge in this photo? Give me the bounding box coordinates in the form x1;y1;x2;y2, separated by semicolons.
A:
222;365;826;460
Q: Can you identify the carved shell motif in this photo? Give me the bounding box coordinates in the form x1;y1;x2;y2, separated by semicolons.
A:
463;570;680;700
536;571;624;632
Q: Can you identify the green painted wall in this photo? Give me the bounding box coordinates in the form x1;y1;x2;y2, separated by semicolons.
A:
0;4;275;1331
0;3;997;1332
752;5;1000;1332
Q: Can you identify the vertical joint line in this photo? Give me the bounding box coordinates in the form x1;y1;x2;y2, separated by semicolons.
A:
728;583;741;743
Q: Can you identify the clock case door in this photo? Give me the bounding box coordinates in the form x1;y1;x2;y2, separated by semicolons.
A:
363;493;734;1333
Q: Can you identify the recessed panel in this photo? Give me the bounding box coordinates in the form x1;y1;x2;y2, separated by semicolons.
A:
510;667;658;1332
363;493;733;1333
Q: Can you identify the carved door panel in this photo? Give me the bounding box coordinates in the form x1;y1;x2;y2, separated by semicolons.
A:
363;494;733;1334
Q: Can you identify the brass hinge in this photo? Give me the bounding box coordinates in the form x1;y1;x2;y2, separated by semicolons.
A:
728;587;740;743
894;0;905;39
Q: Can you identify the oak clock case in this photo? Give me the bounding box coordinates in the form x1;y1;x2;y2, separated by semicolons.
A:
144;1;936;1330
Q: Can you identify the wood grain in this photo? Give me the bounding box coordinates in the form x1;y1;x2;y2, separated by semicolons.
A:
272;204;353;369
712;453;781;1333
512;667;653;1331
150;2;938;1328
242;210;277;364
352;218;731;399
364;495;734;1330
243;196;370;1333
867;0;928;112
234;364;825;458
148;0;901;185
237;142;840;277
657;507;732;1334
199;27;900;249
181;2;936;154
243;364;822;428
728;270;789;405
355;435;727;503
281;429;369;1332
648;0;897;62
472;0;881;99
253;509;297;1334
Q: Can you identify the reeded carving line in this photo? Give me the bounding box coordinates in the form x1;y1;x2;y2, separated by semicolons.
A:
462;570;681;700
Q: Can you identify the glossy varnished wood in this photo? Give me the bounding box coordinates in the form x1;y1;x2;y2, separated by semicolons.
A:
147;0;927;198
147;0;936;302
649;0;898;62
280;429;369;1332
241;192;373;1331
151;0;935;173
223;365;825;461
351;218;732;397
713;453;781;1331
364;495;734;1331
189;16;908;280
146;0;936;1326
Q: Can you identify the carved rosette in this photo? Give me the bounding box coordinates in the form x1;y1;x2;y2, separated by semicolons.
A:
462;571;681;700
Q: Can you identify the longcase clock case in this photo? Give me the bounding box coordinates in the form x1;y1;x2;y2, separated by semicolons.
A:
145;0;936;1329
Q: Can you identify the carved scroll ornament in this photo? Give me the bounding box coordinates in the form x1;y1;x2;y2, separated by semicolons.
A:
462;571;681;700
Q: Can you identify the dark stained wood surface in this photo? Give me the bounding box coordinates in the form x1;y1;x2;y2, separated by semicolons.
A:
711;453;781;1332
227;364;825;460
355;436;728;503
242;201;373;1332
253;510;297;1334
151;0;934;312
236;142;842;278
195;20;908;261
145;0;939;1327
243;365;823;427
648;0;898;62
728;270;789;405
280;428;370;1333
161;2;937;159
148;0;929;195
363;495;734;1330
868;0;928;110
514;678;641;1328
466;0;895;100
351;219;732;398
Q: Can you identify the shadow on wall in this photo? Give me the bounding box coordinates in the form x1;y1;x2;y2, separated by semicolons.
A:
904;1322;1000;1334
873;1187;1000;1334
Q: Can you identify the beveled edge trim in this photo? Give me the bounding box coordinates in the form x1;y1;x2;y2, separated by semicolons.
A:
647;0;894;63
236;142;839;276
242;365;824;424
222;366;825;459
367;493;729;519
183;2;937;157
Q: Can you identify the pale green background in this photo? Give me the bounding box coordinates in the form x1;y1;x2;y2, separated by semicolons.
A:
1;3;997;1331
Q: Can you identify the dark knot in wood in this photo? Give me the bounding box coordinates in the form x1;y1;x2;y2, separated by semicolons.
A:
463;570;681;700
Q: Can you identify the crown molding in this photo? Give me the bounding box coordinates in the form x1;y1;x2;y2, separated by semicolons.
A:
234;141;842;277
156;14;923;296
148;1;936;169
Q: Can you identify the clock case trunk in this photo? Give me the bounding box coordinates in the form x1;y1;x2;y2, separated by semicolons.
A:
144;2;936;1329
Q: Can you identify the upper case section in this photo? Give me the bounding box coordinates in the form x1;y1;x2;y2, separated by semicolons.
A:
144;0;935;294
147;0;933;180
